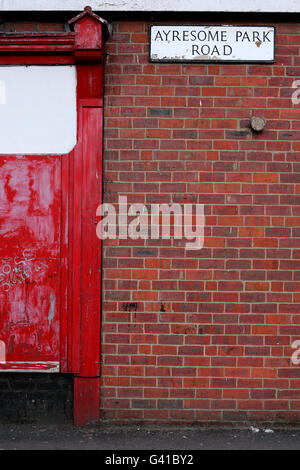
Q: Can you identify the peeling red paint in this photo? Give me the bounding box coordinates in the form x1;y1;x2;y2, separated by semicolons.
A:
0;156;61;363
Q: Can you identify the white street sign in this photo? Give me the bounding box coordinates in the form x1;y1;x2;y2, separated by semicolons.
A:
150;26;275;63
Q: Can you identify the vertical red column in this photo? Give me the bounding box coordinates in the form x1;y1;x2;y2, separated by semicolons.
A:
68;7;109;425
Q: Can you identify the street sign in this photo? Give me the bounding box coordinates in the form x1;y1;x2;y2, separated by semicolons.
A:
150;25;275;63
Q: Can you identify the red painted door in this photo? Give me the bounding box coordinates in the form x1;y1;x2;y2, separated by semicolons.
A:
0;155;61;371
0;61;76;373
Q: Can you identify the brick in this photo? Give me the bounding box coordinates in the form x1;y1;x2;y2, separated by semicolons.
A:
211;378;236;388
84;18;300;425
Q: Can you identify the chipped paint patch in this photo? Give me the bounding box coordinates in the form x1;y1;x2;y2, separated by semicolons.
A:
0;340;5;363
48;292;56;325
0;361;59;372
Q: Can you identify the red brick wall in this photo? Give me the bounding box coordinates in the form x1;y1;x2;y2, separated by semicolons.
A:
101;20;300;424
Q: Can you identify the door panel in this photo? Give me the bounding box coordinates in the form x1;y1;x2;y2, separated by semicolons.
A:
0;155;61;371
0;66;76;155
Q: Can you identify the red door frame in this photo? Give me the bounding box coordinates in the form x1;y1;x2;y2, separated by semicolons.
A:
0;6;109;425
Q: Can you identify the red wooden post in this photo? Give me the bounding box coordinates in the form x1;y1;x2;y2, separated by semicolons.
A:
69;7;108;425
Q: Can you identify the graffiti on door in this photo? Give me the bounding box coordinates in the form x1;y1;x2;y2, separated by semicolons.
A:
0;250;49;292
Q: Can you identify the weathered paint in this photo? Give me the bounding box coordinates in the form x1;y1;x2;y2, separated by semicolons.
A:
0;7;107;425
0;340;5;363
0;361;59;372
48;293;56;326
0;156;61;364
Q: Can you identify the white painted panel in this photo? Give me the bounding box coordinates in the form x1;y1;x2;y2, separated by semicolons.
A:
0;0;299;12
150;26;275;63
0;66;77;155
